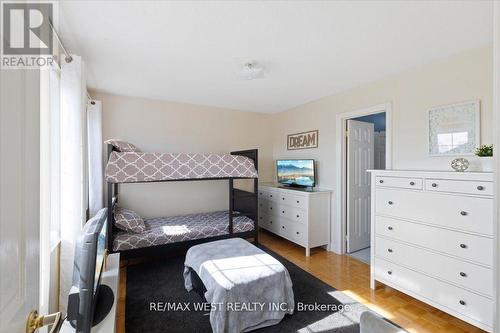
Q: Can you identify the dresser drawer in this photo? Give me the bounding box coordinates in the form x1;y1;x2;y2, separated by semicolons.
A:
266;201;278;216
258;198;268;211
374;258;493;329
259;214;278;232
425;179;493;196
258;214;268;229
376;188;493;235
279;192;308;210
289;221;307;246
375;216;493;266
375;176;423;190
375;236;493;296
278;205;307;224
266;189;279;203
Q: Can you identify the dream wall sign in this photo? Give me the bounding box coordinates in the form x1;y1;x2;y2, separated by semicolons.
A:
287;130;319;150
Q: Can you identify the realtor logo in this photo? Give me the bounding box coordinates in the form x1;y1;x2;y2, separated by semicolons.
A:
1;1;54;68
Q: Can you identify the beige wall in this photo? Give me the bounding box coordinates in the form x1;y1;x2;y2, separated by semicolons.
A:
97;45;492;252
95;92;273;218
271;45;492;252
271;46;492;189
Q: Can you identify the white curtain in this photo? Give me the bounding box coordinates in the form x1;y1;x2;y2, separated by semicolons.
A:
87;100;104;217
59;55;87;313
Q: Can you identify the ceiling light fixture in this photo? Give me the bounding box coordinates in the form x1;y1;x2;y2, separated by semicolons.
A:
239;61;264;80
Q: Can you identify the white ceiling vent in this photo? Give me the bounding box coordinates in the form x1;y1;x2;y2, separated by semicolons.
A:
239;61;265;80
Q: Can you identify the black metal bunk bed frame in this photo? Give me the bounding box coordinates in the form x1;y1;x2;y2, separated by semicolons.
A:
106;144;259;259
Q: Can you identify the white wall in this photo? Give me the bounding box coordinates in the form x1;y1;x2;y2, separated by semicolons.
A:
270;45;492;252
271;46;492;184
95;92;273;218
97;45;492;253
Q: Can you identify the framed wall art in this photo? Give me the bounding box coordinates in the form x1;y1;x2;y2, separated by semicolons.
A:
428;100;480;156
287;130;319;150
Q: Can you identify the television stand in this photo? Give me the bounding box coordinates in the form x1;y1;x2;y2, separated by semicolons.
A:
92;284;114;326
61;253;120;333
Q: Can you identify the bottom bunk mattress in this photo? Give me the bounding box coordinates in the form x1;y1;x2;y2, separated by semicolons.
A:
113;210;255;251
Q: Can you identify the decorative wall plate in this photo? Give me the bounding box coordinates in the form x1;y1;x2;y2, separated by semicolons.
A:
451;158;469;172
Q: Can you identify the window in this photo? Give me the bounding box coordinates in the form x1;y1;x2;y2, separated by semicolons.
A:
436;131;469;154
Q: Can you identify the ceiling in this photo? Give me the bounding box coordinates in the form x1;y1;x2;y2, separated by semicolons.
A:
59;1;493;113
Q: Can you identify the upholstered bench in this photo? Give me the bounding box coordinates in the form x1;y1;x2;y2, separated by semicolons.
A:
183;238;295;333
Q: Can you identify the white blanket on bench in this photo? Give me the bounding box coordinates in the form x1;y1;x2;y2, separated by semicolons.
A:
183;238;294;333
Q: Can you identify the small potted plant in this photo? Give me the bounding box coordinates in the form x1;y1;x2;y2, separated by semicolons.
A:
475;144;493;171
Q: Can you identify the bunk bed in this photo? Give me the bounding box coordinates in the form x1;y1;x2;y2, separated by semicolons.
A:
105;141;259;259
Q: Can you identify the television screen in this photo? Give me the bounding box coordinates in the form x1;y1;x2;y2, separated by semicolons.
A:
277;159;315;187
94;223;106;296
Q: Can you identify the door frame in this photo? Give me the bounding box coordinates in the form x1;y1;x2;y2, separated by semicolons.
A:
333;102;393;254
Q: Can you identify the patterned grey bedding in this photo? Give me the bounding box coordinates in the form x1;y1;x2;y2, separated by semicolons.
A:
113;211;255;251
105;151;258;183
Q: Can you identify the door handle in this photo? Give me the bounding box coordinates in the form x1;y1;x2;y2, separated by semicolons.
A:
26;310;64;333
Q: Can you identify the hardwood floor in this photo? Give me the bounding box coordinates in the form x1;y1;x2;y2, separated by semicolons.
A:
116;230;486;333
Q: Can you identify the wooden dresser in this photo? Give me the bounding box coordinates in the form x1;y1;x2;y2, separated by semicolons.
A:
258;184;331;256
369;170;494;331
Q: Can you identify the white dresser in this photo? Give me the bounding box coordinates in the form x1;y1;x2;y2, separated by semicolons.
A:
369;170;494;332
258;184;331;256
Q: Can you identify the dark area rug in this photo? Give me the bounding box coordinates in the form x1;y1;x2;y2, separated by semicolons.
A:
126;246;372;333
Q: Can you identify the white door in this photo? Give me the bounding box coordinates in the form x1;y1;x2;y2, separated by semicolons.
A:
0;70;41;331
374;131;386;170
347;120;374;253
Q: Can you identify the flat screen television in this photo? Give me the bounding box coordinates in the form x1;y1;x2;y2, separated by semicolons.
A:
68;208;113;333
277;159;315;188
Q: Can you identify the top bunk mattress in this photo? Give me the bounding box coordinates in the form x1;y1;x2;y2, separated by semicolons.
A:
105;151;258;183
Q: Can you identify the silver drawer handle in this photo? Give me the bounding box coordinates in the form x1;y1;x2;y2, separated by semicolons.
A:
431;183;438;187
460;211;467;216
388;226;393;230
387;248;393;253
409;181;415;186
477;185;484;191
459;300;466;306
460;243;467;249
459;272;467;277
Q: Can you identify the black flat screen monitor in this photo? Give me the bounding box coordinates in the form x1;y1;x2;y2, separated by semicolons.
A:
277;159;315;188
